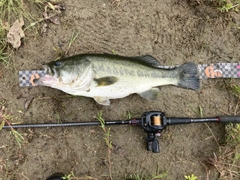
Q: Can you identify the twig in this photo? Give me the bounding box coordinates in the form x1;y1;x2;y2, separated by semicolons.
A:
24;12;61;31
204;123;220;151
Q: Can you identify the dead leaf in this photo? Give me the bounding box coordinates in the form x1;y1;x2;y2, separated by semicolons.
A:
49;16;60;25
24;96;34;112
43;10;60;25
42;3;65;25
7;17;25;49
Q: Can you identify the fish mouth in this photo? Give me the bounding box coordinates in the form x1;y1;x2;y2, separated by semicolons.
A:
33;74;58;86
33;65;59;86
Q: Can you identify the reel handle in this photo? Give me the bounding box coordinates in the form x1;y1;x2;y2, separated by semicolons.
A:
146;133;160;153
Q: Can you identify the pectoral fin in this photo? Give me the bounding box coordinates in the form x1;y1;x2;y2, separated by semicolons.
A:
138;88;160;100
94;96;110;106
94;76;118;86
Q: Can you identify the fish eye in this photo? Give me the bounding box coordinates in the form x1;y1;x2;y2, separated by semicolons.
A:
55;61;62;67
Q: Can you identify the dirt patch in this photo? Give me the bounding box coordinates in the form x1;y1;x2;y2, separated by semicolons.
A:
0;0;240;179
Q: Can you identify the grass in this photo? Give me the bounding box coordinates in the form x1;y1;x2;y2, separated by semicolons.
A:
62;171;97;180
0;0;63;64
0;0;47;23
0;19;10;65
0;0;51;38
206;80;240;179
227;79;240;98
125;165;168;180
197;86;240;180
65;31;79;55
225;123;240;143
125;173;167;180
191;105;221;149
190;105;204;118
0;43;11;64
0;99;24;147
54;31;80;59
184;174;198;180
189;80;240;179
216;0;240;12
0;0;37;64
96;111;113;180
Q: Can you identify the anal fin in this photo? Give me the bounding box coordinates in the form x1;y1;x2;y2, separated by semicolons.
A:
94;96;110;106
138;88;159;100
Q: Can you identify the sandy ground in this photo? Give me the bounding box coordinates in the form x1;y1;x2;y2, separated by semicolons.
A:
0;0;240;179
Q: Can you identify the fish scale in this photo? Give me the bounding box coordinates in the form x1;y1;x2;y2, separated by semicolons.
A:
19;63;240;87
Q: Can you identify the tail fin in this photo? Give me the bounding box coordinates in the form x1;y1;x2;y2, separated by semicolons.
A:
177;62;200;90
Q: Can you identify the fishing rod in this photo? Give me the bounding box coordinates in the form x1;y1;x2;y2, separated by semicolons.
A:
2;111;240;153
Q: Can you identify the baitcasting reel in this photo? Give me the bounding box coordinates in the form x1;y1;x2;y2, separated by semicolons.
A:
141;111;167;153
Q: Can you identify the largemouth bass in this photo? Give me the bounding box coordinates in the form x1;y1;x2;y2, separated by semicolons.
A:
34;54;200;105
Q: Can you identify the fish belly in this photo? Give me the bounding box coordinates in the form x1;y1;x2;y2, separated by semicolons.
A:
70;75;178;99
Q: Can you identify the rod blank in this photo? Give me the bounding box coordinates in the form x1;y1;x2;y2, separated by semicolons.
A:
2;120;133;129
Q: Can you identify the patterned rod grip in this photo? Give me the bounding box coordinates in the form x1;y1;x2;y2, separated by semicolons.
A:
198;63;240;79
19;70;46;87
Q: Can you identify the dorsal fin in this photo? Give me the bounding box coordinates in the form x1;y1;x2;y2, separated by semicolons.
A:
133;55;161;67
101;53;161;67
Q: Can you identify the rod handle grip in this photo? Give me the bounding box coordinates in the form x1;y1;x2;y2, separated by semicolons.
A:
218;116;240;123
